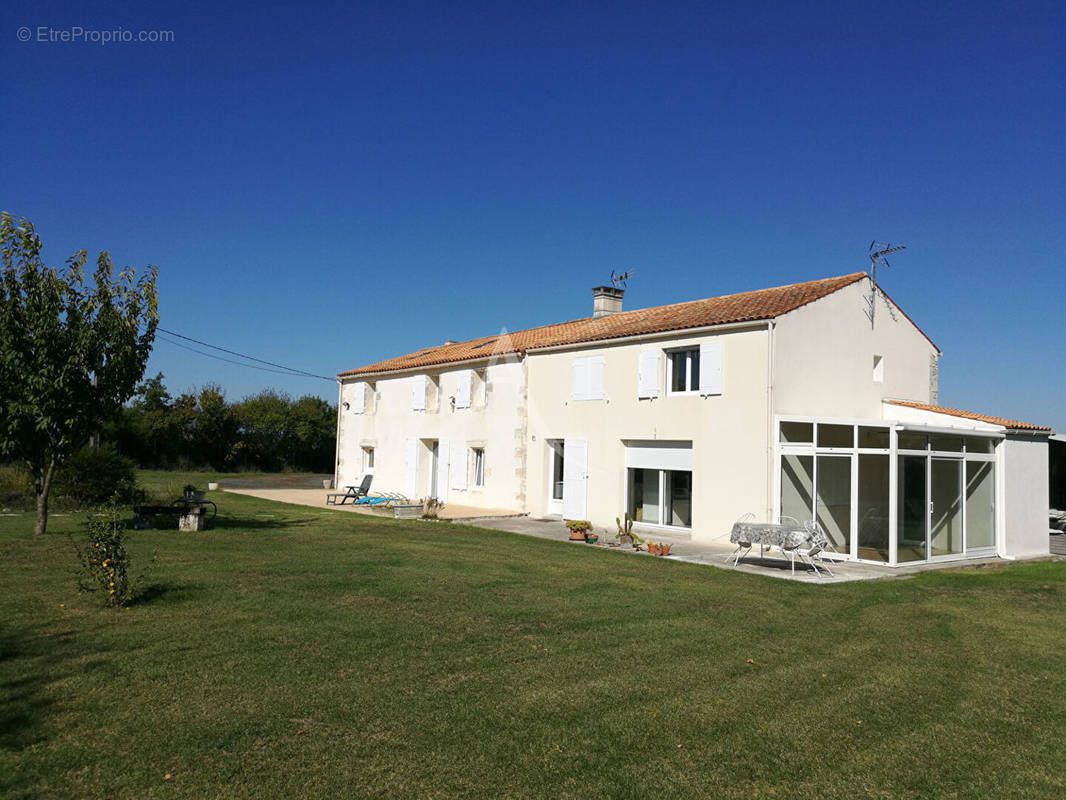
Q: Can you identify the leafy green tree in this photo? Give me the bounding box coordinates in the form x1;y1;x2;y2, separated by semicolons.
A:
234;390;293;471
0;213;157;535
288;395;337;472
193;385;239;470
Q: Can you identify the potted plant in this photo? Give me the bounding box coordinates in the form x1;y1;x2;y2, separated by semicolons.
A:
585;530;599;545
647;542;672;557
564;519;591;541
616;514;644;549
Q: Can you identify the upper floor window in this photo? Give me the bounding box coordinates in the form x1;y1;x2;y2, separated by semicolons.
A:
572;356;605;401
473;369;487;407
667;348;700;393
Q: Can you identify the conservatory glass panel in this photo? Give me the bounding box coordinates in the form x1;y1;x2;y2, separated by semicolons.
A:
857;454;890;562
966;461;995;550
897;455;927;562
780;455;814;524
816;455;852;555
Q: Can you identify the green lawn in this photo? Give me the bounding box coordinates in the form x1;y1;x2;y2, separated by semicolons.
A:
2;473;1065;799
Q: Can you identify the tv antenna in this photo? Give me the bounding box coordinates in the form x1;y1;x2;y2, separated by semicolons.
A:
865;241;905;326
610;269;634;289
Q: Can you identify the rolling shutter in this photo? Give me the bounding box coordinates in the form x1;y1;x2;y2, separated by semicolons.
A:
351;383;366;414
638;349;660;399
699;341;722;396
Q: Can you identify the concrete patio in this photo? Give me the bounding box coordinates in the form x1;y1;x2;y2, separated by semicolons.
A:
222;487;524;521
223;487;1058;584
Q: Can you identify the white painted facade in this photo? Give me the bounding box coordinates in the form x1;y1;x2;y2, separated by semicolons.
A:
336;357;527;511
336;274;1051;563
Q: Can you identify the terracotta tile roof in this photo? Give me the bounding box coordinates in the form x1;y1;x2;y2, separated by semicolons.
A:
886;400;1051;432
340;272;869;377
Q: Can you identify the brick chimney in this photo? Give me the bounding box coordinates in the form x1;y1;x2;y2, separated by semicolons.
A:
591;285;624;317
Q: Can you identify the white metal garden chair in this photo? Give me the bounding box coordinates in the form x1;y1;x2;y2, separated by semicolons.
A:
778;520;835;577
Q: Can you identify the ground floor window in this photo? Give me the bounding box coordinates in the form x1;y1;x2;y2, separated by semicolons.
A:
472;448;485;487
362;446;375;471
627;468;692;528
549;441;564;501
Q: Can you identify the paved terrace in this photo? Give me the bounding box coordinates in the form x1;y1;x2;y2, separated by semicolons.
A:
223;487;1060;584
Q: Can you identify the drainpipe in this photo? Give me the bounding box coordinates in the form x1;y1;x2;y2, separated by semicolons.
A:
766;320;776;523
334;377;343;491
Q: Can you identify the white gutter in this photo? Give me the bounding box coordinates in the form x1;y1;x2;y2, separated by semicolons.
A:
890;423;1005;438
525;319;772;355
338;352;523;381
339;318;773;379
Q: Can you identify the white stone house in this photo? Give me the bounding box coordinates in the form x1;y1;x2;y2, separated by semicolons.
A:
335;272;1052;565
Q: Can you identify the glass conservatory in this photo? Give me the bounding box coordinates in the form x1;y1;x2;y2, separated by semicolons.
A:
777;419;998;565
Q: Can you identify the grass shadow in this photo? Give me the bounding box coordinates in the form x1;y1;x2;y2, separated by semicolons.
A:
129;581;202;607
209;514;316;531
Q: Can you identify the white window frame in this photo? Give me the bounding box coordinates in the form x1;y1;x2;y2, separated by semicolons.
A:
666;347;700;395
625;467;693;530
472;447;485;488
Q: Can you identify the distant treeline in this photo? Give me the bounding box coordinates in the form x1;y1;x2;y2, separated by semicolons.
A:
103;374;336;473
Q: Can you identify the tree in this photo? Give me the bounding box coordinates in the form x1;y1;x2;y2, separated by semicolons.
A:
0;213;158;535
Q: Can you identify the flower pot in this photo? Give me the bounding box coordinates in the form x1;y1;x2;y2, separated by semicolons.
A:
568;530;587;541
323;479;333;490
585;534;599;544
659;544;671;557
648;542;661;556
207;482;219;491
619;534;633;547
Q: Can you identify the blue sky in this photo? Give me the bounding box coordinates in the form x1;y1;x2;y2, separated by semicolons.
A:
4;0;1064;430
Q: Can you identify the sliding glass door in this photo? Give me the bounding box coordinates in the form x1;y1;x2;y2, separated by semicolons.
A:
897;453;993;562
815;455;852;557
930;458;964;557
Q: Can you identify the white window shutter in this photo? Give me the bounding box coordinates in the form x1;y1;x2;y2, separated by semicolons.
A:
699;341;722;396
562;438;588;519
435;440;450;503
455;370;472;409
450;445;468;491
412;374;426;411
351;383;366;414
572;357;589;401
638;349;660;399
404;439;418;499
588;357;605;400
